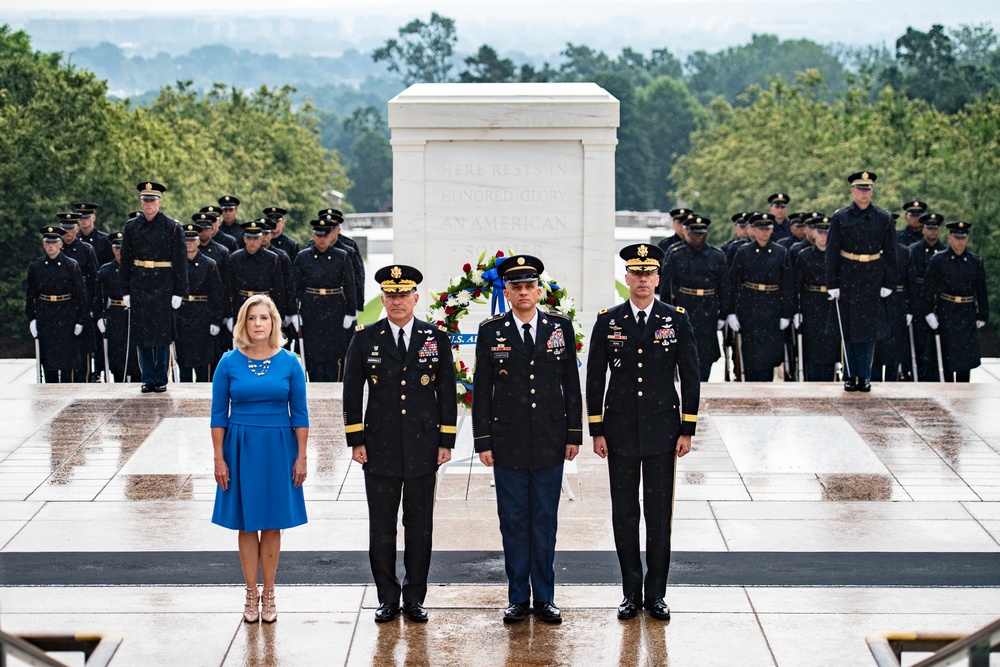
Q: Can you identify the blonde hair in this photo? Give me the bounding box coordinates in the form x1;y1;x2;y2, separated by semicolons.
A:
234;294;287;350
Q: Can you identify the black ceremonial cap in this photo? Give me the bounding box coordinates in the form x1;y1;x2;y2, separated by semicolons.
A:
56;211;82;227
191;212;218;227
731;211;749;225
500;254;545;283
788;212;804;226
137;181;166;199
375;264;422;293
72;202;99;215
919;212;943;228
263;206;287;219
847;171;876;188
181;223;201;238
310;217;338;235
40;225;63;240
946;220;972;237
903;200;927;214
686;216;711;233
318;208;343;219
669;208;691;220
750;211;775;228
201;205;222;215
768;192;790;205
619;243;664;272
808;215;831;230
240;219;267;237
128;210;142;219
109;231;124;246
218;195;240;208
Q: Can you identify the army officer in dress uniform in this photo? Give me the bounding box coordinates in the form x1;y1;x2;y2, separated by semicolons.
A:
74;202;113;266
343;265;456;623
897;200;927;248
793;216;842;381
291;218;357;382
174;224;225;382
921;221;989;382
826;170;898;392
588;243;699;622
909;212;948;381
216;195;244;247
224;220;285;330
26;226;88;383
472;255;582;625
728;212;794;381
118;182;188;393
95;231;140;382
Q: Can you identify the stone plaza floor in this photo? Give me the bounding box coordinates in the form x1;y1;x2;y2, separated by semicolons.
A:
0;358;998;666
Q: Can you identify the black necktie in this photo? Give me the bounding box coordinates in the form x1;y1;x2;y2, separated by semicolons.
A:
523;322;534;350
397;328;407;358
637;310;647;331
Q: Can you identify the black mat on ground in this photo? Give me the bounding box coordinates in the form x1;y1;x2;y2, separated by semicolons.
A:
2;551;998;587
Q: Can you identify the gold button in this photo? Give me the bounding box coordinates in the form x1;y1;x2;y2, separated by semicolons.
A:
401;380;406;386
532;403;536;408
638;378;643;383
401;409;406;414
638;363;643;368
638;391;643;397
531;389;536;394
638;349;643;355
401;395;406;400
530;361;534;366
530;374;535;380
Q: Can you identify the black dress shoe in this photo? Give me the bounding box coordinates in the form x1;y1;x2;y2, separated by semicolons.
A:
858;378;872;392
843;377;858;392
140;383;153;393
502;602;529;623
374;602;399;623
617;595;641;620
647;598;671;621
533;601;562;624
402;601;428;623
152;383;167;393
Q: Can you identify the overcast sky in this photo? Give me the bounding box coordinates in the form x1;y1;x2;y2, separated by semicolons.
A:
5;0;1000;57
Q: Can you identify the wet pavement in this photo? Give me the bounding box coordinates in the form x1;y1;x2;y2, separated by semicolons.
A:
0;360;999;666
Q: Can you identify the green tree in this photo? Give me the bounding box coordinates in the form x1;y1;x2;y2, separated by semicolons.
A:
459;45;517;83
372;12;457;85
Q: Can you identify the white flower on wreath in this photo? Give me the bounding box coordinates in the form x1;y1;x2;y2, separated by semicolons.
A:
446;294;462;308
560;297;575;313
472;269;485;286
455;291;471;307
540;270;553;284
456;384;467;396
453;274;466;288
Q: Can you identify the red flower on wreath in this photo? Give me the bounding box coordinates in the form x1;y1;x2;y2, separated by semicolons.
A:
496;250;504;257
439;293;448;302
548;297;557;305
474;288;482;298
445;306;454;315
462;263;471;273
576;341;584;351
463;392;473;405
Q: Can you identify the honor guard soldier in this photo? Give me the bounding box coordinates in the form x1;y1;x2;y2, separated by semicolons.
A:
260;218;296;344
94;231;140;382
56;212;100;381
200;205;237;252
793;216;842;381
588;243;699;621
909;212;948;380
777;211;806;249
873;237;917;381
318;208;366;312
73;202;113;265
656;208;692;256
193;212;230;276
224;219;285;331
216;195;244;247
921;221;989;382
826;171;898;392
26;226;88;382
659;216;731;381
898;200;927;247
728;212;794;381
119;182;188;392
721;212;750;265
291;218;358;381
790;211;823;261
174;224;225;382
343;264;456;624
472;255;582;625
263;206;299;260
767;192;792;241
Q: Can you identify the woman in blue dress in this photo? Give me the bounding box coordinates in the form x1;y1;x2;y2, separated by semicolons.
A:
211;294;308;623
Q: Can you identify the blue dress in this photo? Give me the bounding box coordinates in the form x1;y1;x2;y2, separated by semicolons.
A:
211;348;309;532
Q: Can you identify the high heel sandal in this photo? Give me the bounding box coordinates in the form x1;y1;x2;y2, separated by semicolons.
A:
243;586;260;623
261;587;277;623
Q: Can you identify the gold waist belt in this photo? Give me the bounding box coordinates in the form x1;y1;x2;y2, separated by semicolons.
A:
915;277;925;284
940;293;974;304
133;260;172;268
678;287;716;297
185;295;208;302
109;299;126;307
742;281;779;292
305;287;343;296
39;294;71;302
896;285;905;293
840;250;882;262
238;290;270;297
806;285;827;293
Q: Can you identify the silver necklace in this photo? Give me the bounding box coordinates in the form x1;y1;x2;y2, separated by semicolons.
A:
247;356;271;376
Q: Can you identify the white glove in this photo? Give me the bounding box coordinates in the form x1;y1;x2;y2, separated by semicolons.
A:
793;313;802;329
122;295;130;308
977;320;986;329
779;318;790;330
29;320;37;338
343;314;356;329
225;318;234;332
106;298;111;308
906;314;913;326
293;314;302;332
73;324;83;336
726;314;740;332
880;287;892;298
283;315;293;327
925;313;939;330
717;319;725;331
171;295;182;309
210;324;220;336
97;318;106;334
827;288;840;300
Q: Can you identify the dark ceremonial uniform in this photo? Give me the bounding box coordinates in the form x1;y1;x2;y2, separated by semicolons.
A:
292;243;357;381
793;246;841;380
730;241;794;380
212;229;237;252
271;232;299;260
343;264;456;618
59;236;100;380
659;240;730;380
264;241;296;339
119;212;188;347
909;234;948;381
872;244;916;381
473;254;582;613
587;298;699;606
78;227;113;266
26;251;87;382
198;238;230;276
217;220;244;247
339;234;366;309
921;245;989;379
897;225;923;247
95;258;140;382
174;252;225;381
225;247;285;320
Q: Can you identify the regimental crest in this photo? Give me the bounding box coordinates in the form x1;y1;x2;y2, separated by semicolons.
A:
391;266;402;279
